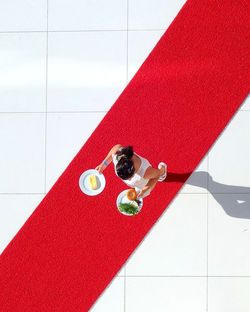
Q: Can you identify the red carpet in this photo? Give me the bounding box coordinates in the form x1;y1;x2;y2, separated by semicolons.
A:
0;1;249;311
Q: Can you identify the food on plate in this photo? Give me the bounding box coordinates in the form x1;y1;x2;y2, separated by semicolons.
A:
118;202;139;215
88;174;98;190
126;188;137;201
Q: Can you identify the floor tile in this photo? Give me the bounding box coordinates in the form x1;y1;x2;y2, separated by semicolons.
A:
0;113;45;193
208;111;250;192
180;155;208;193
89;276;124;312
48;0;127;31
208;277;250;312
46;112;105;191
117;266;126;277
208;194;250;276
128;30;165;80
0;194;44;254
128;0;187;30
0;33;47;112
0;0;47;31
126;194;207;276
239;93;250;111
126;277;206;312
47;31;127;112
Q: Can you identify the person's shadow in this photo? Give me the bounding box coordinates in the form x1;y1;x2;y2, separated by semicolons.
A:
164;171;250;219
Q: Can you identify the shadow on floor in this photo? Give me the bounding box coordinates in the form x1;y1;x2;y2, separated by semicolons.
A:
164;171;250;219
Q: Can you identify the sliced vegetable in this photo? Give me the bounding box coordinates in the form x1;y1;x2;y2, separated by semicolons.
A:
118;202;139;215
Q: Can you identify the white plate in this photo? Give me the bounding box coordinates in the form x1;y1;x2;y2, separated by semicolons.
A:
116;189;143;216
79;169;106;196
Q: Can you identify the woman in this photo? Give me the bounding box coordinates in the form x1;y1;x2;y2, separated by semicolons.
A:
95;144;167;198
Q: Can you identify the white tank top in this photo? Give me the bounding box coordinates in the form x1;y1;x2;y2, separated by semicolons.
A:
112;151;152;190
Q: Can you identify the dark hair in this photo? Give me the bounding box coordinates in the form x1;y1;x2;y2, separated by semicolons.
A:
115;145;135;180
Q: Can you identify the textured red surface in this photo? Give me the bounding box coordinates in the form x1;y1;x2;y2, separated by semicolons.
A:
0;1;249;311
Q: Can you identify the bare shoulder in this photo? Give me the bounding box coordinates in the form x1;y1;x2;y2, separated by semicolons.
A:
131;153;140;172
113;144;123;151
111;144;122;155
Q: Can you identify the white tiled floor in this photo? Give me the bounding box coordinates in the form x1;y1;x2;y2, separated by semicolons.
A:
240;93;250;110
46;112;106;191
0;194;44;252
0;0;47;31
48;0;127;31
0;33;47;112
128;0;187;30
126;277;207;312
0;113;45;193
208;277;250;312
125;194;207;276
47;31;127;112
128;30;165;80
209;111;250;190
208;193;250;276
0;1;249;311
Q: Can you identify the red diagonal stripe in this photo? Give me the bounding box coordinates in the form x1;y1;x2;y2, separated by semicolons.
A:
0;1;249;311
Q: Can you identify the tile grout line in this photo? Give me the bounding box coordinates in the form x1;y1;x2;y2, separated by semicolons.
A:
117;275;250;278
44;0;49;194
0;29;166;34
0;193;46;195
0;111;109;114
1;110;249;114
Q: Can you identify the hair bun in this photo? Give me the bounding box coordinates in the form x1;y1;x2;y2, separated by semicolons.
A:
117;154;126;161
116;145;134;160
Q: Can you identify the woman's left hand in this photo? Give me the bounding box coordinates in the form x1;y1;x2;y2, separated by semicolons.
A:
137;186;150;198
136;190;144;198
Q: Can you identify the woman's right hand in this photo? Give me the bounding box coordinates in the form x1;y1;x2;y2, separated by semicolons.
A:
95;164;105;174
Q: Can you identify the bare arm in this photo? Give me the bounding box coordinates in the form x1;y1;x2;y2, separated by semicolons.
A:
95;144;122;173
137;177;159;197
105;144;122;164
144;177;159;192
137;168;161;197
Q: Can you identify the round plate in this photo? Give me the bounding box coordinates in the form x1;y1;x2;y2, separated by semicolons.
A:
79;169;106;196
116;189;143;216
